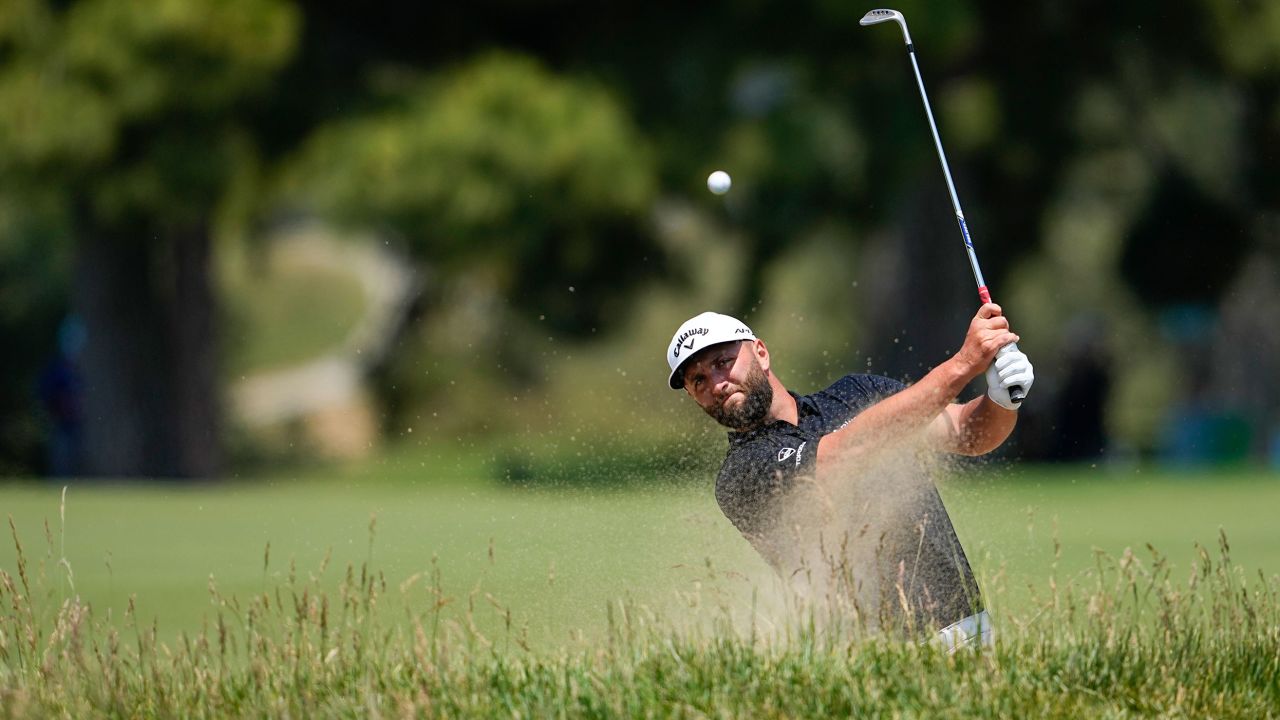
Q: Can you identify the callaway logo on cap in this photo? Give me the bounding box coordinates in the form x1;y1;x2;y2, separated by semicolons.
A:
666;311;756;389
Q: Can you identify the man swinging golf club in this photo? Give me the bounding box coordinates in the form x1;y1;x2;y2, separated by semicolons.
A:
666;303;1033;649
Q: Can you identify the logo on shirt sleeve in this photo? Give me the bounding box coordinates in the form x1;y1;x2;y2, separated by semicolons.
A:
777;447;796;463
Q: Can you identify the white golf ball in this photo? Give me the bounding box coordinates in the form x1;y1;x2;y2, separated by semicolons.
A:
707;170;732;195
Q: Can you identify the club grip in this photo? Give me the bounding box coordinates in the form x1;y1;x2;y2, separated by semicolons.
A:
996;343;1026;408
1009;385;1025;406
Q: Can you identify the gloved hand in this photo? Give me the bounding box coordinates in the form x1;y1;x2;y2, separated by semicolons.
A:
986;345;1034;410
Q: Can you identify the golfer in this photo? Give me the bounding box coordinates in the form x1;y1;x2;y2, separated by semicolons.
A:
666;304;1034;649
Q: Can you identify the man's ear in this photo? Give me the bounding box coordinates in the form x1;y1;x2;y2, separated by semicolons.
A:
753;338;771;372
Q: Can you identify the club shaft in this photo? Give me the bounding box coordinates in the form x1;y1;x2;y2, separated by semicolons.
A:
905;48;989;296
897;24;1024;404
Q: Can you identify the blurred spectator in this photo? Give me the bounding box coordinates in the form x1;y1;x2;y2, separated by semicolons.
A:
1158;304;1254;466
1049;316;1111;461
1209;239;1280;464
38;316;86;477
1271;428;1280;469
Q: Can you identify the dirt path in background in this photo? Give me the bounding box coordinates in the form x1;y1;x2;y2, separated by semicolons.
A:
231;225;419;430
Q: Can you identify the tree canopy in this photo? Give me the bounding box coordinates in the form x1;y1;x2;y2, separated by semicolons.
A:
1;0;1278;474
287;53;662;334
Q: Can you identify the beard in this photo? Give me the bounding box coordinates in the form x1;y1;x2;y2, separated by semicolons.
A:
707;358;774;431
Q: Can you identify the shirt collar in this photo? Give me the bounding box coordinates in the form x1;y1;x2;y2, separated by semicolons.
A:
726;391;808;444
726;419;797;445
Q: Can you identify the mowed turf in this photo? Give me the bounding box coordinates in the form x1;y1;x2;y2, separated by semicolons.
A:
0;469;759;647
2;457;1278;647
943;464;1280;617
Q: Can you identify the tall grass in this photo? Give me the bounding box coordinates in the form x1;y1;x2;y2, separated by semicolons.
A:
2;505;1278;718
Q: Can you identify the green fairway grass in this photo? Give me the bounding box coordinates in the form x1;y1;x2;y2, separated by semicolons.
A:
1;474;758;648
225;262;366;375
943;463;1280;616
3;460;1278;647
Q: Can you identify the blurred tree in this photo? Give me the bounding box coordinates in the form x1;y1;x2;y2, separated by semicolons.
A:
0;0;298;477
288;54;659;337
0;191;73;474
281;0;1280;460
978;0;1280;458
2;0;1277;473
283;53;662;430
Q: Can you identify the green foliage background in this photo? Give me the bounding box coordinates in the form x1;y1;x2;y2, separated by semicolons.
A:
2;0;1279;474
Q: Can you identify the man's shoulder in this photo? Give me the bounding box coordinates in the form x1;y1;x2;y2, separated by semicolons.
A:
816;373;906;401
794;373;905;428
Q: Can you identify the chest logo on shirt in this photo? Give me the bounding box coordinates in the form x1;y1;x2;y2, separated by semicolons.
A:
777;441;807;466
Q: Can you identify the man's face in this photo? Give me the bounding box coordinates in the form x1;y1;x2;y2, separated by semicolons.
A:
681;341;774;430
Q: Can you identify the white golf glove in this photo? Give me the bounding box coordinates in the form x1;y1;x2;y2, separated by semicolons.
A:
986;345;1034;410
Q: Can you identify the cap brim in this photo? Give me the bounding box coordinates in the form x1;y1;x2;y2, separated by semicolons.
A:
668;362;688;390
667;339;744;390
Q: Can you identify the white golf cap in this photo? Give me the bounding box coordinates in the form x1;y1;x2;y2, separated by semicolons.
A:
666;311;756;389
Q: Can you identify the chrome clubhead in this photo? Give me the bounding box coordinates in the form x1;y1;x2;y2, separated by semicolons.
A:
859;8;912;45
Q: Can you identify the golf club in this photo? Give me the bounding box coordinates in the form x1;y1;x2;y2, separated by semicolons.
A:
860;7;1025;405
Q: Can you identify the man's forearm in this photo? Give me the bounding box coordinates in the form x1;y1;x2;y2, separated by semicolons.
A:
814;301;1022;472
946;394;1017;456
816;359;971;463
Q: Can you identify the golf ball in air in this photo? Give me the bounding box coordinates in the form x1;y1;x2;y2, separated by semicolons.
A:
707;170;732;195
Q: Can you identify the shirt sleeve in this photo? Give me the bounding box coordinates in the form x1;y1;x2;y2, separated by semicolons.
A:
828;374;907;414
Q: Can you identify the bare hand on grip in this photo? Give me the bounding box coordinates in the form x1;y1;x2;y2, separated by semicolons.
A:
953;304;1019;379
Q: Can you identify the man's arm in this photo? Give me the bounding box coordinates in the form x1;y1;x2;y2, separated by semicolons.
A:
931;340;1036;454
929;397;1017;456
813;303;1020;484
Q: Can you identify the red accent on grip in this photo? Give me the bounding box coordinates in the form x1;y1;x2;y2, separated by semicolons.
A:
977;286;992;304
